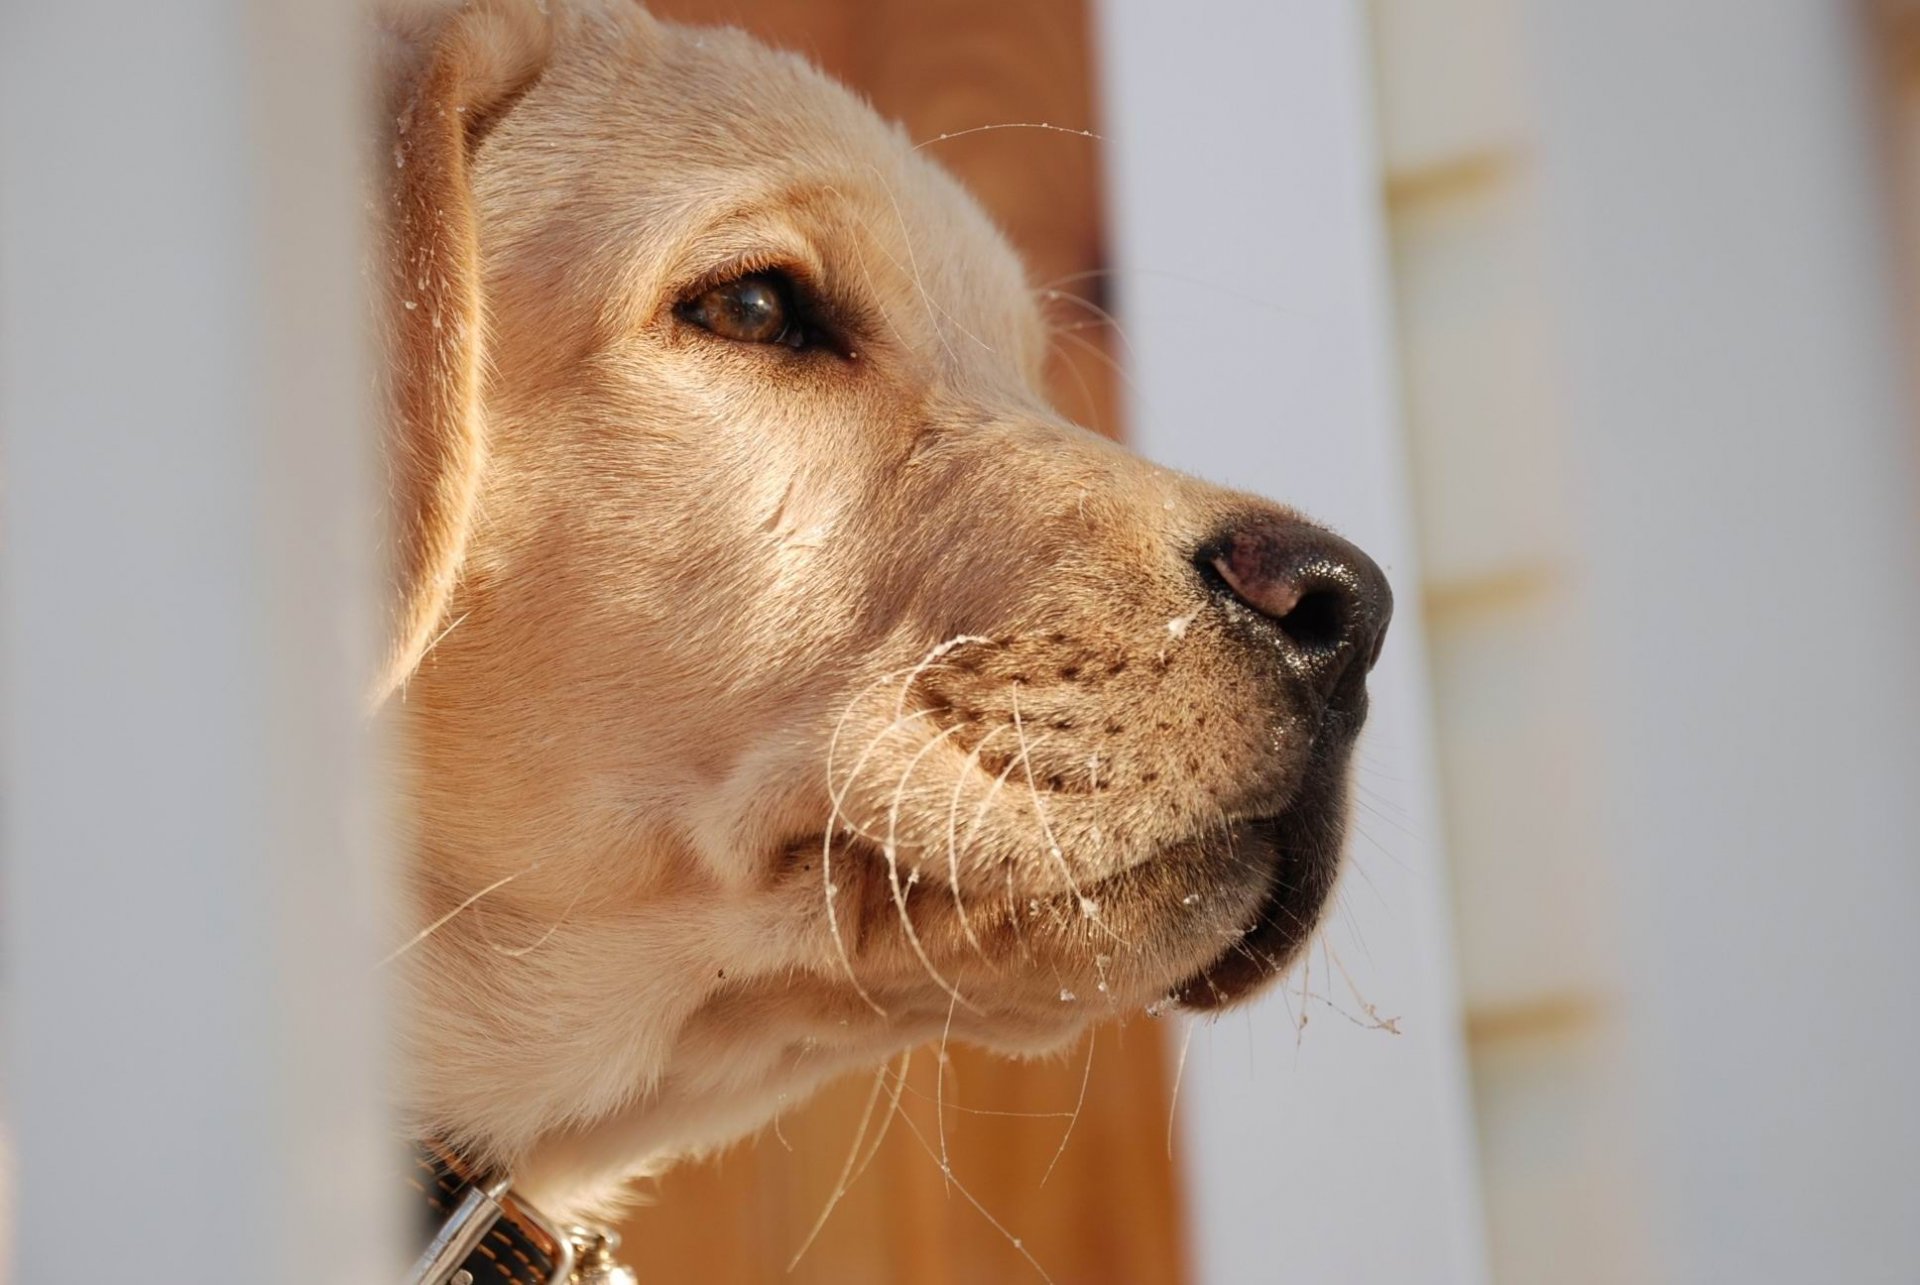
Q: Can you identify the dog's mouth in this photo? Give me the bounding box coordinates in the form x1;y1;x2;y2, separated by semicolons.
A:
806;779;1347;1014
807;648;1368;1016
1170;790;1349;1010
1164;737;1355;1010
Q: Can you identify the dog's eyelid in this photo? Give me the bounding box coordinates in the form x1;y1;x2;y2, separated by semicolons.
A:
677;254;801;298
672;262;862;359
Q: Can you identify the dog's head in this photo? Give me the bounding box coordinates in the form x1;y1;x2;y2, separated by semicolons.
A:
379;0;1390;1211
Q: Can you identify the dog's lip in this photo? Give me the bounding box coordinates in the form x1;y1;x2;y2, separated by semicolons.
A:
1171;791;1347;1011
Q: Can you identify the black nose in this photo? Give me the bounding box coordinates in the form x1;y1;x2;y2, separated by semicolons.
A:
1198;517;1393;704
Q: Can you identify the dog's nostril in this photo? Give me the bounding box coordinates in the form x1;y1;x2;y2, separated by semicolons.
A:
1200;517;1393;701
1277;587;1348;654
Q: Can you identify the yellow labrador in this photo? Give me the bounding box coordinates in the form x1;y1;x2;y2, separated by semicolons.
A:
380;0;1391;1228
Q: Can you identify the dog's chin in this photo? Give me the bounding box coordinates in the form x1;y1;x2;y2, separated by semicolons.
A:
1171;778;1350;1011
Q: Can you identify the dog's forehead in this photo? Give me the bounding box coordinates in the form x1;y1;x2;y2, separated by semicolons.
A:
485;8;1045;375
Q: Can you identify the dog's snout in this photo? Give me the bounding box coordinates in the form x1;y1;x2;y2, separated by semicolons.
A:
1200;517;1393;701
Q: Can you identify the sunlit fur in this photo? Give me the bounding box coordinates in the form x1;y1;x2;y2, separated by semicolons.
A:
379;0;1353;1219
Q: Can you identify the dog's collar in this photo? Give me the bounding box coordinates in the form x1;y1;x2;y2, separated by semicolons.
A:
405;1146;636;1285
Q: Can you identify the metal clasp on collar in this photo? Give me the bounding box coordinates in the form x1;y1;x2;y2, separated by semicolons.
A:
408;1170;628;1285
566;1225;639;1285
407;1172;515;1285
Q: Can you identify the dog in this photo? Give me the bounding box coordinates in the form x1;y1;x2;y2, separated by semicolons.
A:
379;0;1391;1229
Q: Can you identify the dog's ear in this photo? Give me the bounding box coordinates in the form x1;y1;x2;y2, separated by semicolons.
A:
374;0;552;701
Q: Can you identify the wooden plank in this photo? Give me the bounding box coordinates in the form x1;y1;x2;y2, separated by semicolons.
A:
621;1026;1186;1284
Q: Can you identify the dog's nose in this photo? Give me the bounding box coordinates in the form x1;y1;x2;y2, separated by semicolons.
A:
1199;517;1393;703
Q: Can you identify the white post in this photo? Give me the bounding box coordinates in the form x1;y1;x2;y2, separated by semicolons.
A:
0;3;395;1283
1526;4;1920;1280
1096;2;1489;1281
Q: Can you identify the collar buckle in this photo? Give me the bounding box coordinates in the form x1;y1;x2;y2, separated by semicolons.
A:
408;1164;631;1285
407;1172;518;1285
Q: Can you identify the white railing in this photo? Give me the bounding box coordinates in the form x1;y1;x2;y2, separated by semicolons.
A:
1096;3;1491;1281
1526;4;1920;1279
1;3;398;1282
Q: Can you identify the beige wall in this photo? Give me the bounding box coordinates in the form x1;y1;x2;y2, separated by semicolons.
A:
1373;3;1920;1281
1096;1;1490;1277
1368;1;1650;1279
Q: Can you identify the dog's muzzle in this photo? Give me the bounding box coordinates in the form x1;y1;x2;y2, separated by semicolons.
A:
406;1147;636;1285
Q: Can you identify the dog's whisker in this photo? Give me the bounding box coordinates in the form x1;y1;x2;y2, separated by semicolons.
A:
912;120;1101;150
1296;936;1313;1046
957;729;1053;874
1036;286;1137;363
937;990;960;1194
1049;317;1118;335
861;161;993;358
1005;854;1029;962
827;706;941;843
1333;886;1379;968
881;721;981;1014
959;730;1055;962
1273;950;1302;1036
892;632;993;722
786;1061;889;1271
1010;687;1132;949
832;190;919;352
1037;264;1311;327
1321;938;1401;1034
1047;323;1113;440
379;862;537;968
816;658;978;1015
938;724;1035;956
486;880;587;960
942;722;1017;960
844;172;960;366
1352;776;1419;821
889;1093;1058;1285
1167;1016;1197;1163
887;1083;1077;1121
1342;819;1395;905
824;663;921;806
820;702;891;1009
820;813;886;1015
1347;793;1420;871
1054;326;1147;412
825;657;964;800
415;609;470;668
1039;1024;1096;1188
848;1049;913;1191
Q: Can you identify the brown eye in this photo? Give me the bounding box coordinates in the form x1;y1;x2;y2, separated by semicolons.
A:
677;272;813;349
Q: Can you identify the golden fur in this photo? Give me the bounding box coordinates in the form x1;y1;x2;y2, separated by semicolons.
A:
379;0;1383;1219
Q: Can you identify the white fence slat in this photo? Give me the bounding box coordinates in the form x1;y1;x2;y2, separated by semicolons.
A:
1;3;394;1281
1094;2;1491;1281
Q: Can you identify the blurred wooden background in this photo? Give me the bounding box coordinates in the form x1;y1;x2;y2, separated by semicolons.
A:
618;2;1187;1282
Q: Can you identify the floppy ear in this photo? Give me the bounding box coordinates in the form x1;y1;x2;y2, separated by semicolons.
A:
375;0;552;701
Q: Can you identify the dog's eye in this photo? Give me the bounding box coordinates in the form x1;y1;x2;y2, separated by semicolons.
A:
677;272;818;350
